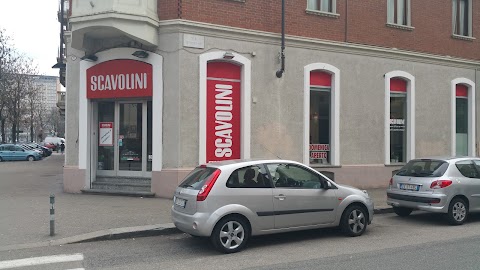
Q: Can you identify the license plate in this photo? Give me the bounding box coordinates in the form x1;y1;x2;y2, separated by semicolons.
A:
174;197;186;208
399;183;420;191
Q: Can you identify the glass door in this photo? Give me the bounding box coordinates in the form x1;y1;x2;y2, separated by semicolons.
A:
96;100;151;178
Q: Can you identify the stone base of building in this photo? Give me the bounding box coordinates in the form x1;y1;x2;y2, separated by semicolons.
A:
152;169;191;199
317;165;402;189
63;166;86;193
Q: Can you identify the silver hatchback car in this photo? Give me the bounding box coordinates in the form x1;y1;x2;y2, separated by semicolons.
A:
387;157;480;225
171;159;374;253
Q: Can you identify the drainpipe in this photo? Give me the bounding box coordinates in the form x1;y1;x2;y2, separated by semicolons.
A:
276;0;285;78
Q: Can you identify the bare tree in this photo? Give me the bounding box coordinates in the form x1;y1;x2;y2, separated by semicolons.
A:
0;28;14;143
5;55;38;143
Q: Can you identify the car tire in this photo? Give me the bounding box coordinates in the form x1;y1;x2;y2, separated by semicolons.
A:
210;216;250;254
393;206;413;217
340;205;368;237
0;157;3;162
27;156;35;161
447;197;468;225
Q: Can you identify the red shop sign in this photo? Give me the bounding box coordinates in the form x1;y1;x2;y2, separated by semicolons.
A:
86;59;153;99
206;62;241;162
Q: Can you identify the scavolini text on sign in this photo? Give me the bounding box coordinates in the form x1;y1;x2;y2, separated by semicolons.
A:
90;73;148;91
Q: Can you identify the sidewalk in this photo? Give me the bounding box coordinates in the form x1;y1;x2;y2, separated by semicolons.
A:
0;154;391;251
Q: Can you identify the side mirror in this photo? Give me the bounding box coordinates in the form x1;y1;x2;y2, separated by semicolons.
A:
324;180;332;189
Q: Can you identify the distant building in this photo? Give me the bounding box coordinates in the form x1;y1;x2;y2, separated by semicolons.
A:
31;75;60;112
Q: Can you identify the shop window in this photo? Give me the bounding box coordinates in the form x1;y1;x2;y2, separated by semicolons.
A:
389;78;407;163
387;0;411;26
307;0;335;13
97;102;115;170
456;84;469;156
385;71;415;165
453;0;472;37
309;71;331;165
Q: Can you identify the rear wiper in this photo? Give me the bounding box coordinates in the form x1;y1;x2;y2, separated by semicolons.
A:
181;184;194;188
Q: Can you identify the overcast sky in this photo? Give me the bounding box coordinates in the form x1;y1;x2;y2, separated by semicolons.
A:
0;0;60;76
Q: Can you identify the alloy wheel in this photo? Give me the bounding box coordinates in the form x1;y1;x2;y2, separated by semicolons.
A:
452;202;466;222
219;220;245;250
348;209;365;234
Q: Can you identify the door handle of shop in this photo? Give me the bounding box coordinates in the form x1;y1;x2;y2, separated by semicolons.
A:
274;194;286;200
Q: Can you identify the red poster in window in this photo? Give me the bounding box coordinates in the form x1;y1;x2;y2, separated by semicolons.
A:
206;62;241;162
86;60;153;99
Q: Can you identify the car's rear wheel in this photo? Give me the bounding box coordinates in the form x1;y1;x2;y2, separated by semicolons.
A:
210;216;250;254
27;156;35;161
393;206;413;217
447;198;468;225
340;205;367;237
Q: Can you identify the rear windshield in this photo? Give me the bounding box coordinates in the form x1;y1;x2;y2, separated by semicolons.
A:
179;167;217;190
395;159;448;177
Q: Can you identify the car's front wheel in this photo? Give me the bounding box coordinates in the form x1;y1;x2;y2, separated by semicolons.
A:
447;198;468;225
27;155;35;161
210;216;250;254
340;205;368;237
393;206;413;217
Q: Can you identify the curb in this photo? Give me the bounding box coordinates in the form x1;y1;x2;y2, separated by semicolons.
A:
374;207;394;214
0;223;181;252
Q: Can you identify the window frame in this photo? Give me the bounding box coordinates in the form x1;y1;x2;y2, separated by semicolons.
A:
264;163;335;190
452;0;473;37
384;71;415;165
226;164;273;189
451;78;476;156
387;0;412;27
306;0;339;18
455;160;480;178
304;63;340;167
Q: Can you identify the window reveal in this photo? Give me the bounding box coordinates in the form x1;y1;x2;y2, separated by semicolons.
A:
456;84;468;156
390;78;407;163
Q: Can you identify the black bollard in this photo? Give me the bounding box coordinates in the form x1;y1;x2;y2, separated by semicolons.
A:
50;194;55;236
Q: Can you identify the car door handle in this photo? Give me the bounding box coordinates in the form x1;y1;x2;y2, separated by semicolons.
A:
274;194;286;200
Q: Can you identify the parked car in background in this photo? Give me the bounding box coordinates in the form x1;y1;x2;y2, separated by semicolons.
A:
0;144;43;161
172;159;373;253
44;137;65;149
19;144;44;157
26;143;52;157
387;157;480;225
43;142;57;151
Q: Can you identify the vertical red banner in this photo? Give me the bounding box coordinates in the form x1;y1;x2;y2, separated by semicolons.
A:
206;62;242;162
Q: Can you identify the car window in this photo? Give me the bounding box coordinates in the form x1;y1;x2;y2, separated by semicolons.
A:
266;163;324;189
226;165;271;188
395;159;448;177
15;146;24;151
178;167;218;190
456;160;479;179
5;145;15;151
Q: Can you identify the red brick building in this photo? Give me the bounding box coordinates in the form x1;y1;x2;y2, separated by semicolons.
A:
61;0;479;197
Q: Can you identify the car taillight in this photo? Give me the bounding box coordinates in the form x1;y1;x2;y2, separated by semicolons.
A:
197;169;221;201
430;180;452;189
389;178;393;186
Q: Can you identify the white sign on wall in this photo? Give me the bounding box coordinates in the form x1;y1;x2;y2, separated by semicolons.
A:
99;122;114;146
183;34;205;49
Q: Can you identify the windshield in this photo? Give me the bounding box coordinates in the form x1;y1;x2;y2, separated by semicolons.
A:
178;167;218;190
395;159;448;177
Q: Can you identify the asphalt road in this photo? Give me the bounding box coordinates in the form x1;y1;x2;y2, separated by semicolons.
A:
2;212;480;270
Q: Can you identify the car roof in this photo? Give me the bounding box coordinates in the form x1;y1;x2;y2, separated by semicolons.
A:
204;159;304;169
411;156;478;163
